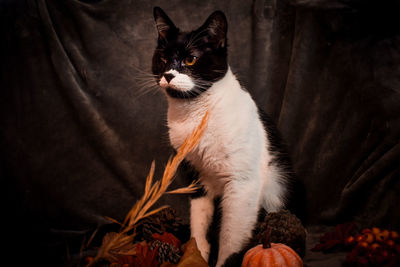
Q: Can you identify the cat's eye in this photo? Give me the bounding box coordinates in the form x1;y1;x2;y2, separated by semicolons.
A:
160;57;167;64
184;56;198;66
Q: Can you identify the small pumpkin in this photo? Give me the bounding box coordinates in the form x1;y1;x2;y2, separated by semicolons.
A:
242;229;303;267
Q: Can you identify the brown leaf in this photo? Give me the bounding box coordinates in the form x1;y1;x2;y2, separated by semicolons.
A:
161;238;209;267
99;232;137;262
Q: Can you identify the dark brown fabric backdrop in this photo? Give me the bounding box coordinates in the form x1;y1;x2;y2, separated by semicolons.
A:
1;0;399;266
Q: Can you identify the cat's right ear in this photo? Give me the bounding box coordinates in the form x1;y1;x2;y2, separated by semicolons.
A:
153;7;177;40
200;11;228;49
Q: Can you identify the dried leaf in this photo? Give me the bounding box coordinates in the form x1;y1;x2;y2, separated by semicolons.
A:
105;216;124;226
133;241;159;267
161;238;209;267
144;161;156;199
142;205;170;220
98;232;137;261
167;180;200;194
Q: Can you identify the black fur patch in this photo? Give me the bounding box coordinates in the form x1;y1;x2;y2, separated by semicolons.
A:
178;160;206;199
165;86;207;99
207;203;268;267
257;108;307;222
152;7;228;99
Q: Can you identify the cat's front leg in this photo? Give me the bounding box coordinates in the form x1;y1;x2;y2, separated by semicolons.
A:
216;179;261;267
190;194;214;263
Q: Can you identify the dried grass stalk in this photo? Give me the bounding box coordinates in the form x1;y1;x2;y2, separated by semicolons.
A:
89;111;209;265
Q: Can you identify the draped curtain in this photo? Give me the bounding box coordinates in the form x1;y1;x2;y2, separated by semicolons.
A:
1;0;399;265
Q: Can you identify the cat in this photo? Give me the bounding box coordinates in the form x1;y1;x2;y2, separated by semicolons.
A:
151;7;297;267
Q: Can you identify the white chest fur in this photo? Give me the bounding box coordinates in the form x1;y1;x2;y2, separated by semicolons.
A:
166;68;271;197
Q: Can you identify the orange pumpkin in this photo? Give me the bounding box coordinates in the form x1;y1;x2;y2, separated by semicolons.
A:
242;229;303;267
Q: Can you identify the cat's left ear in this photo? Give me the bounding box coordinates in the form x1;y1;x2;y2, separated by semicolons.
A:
153;7;178;40
201;11;228;48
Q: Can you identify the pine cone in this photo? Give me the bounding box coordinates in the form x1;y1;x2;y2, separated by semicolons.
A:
150;240;181;264
134;207;189;242
255;210;306;257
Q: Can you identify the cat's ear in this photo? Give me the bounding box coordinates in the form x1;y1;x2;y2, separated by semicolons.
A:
153;7;177;40
200;11;228;48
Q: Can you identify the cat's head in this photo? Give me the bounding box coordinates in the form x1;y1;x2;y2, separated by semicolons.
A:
152;7;228;99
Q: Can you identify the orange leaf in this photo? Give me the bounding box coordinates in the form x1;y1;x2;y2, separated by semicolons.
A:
133;241;159;267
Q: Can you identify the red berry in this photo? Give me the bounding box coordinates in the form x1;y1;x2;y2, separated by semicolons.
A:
372;227;381;235
387;239;395;248
345;236;356;245
358;257;369;265
356;234;364;243
382;250;390;258
371;243;381;250
83;256;94;265
382;230;390;238
376;229;390;243
390;231;399;240
362;228;372;234
364;233;375;243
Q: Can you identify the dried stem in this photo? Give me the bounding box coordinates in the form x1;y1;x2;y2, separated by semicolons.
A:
263;228;272;249
88;111;209;265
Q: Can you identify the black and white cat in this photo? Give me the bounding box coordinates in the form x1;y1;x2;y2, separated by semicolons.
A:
152;7;294;267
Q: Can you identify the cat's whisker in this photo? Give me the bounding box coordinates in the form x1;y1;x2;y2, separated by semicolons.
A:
194;81;212;88
135;82;157;90
136;84;158;91
133;78;158;83
133;77;158;84
212;69;227;73
133;71;157;76
134;79;157;85
193;82;210;88
134;85;161;99
132;76;154;81
194;80;212;85
129;75;161;99
133;73;158;80
130;64;158;77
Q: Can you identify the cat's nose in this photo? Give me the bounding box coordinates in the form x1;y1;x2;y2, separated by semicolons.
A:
164;73;175;83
